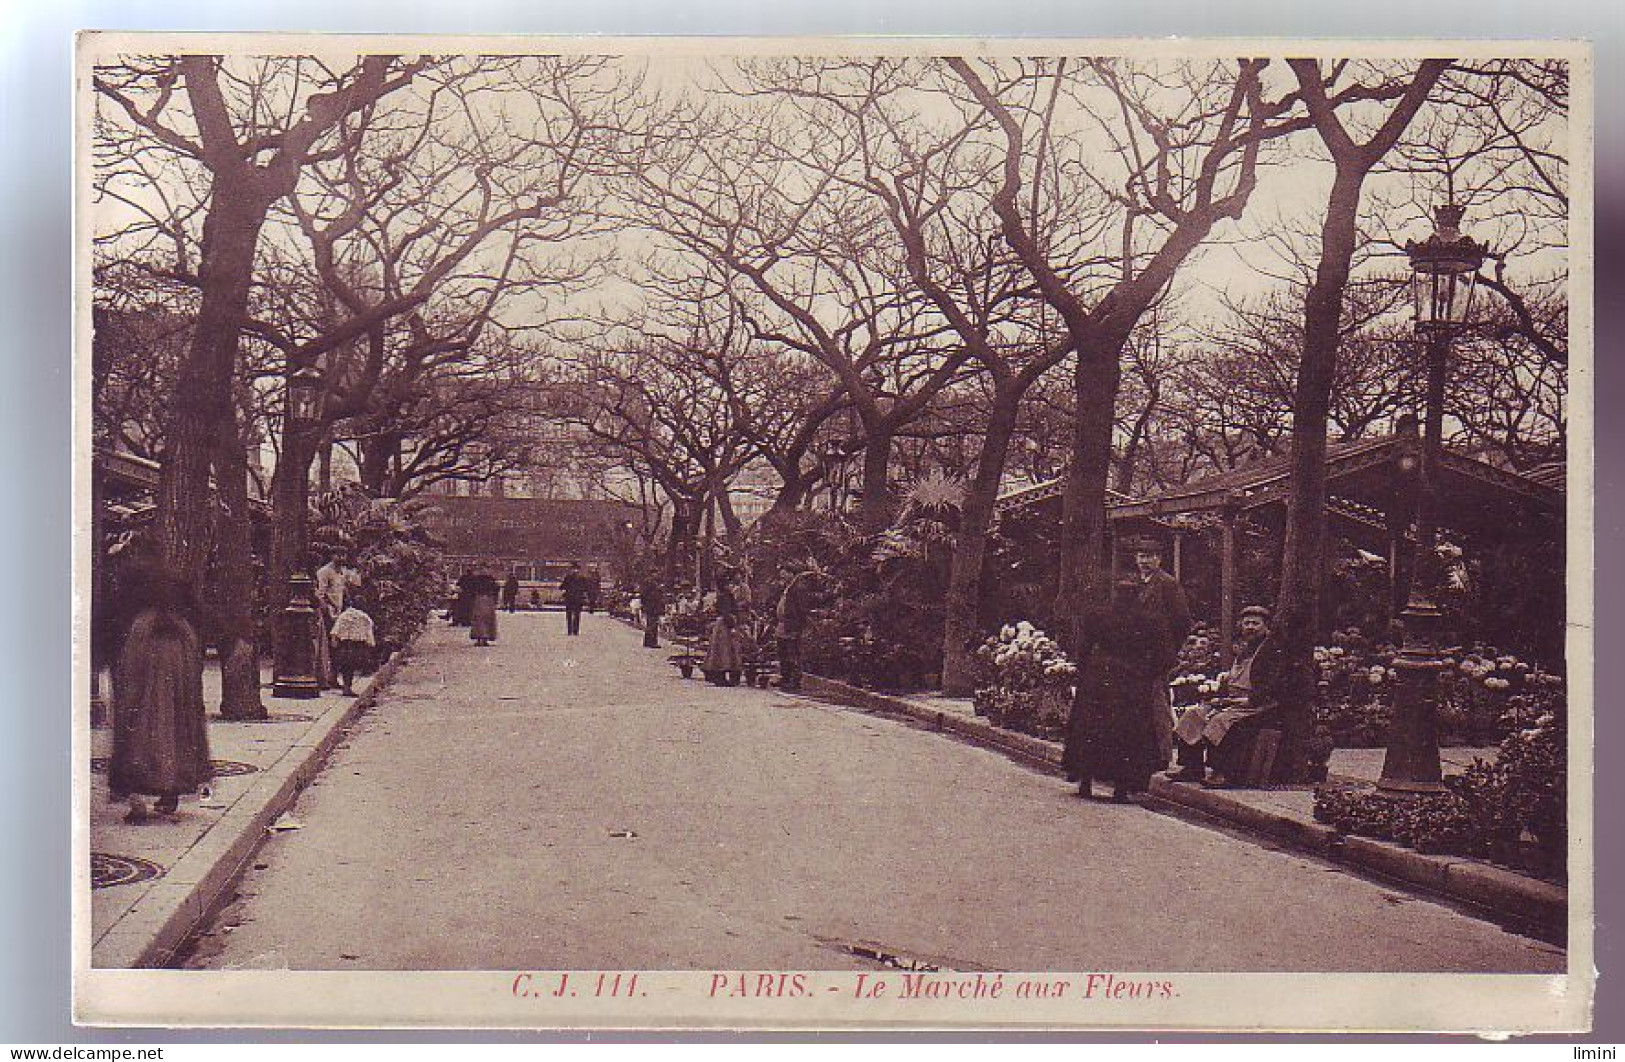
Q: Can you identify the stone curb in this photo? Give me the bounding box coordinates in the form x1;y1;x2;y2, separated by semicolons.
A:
801;674;1566;937
94;647;412;969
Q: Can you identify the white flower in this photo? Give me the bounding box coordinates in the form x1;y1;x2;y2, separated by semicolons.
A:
1001;625;1016;640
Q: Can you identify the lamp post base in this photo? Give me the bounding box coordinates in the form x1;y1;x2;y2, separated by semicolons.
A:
271;572;325;701
1376;599;1448;795
271;676;323;699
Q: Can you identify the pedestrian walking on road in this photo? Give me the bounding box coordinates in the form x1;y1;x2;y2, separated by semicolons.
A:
1062;588;1169;803
561;562;592;636
109;547;213;824
315;550;361;690
702;578;743;685
467;567;501;646
501;573;520;613
329;604;377;696
451;570;475;626
639;575;666;649
774;569;817;691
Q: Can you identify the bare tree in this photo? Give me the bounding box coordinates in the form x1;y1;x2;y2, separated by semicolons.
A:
1271;57;1451;776
948;56;1279;643
627;64;980;532
95;54;431;717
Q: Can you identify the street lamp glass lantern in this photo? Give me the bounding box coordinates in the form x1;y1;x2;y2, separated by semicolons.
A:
287;366;324;427
1406;204;1486;333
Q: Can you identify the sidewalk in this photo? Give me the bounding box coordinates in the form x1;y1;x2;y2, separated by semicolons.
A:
801;676;1568;942
88;652;409;968
87;625;1565;969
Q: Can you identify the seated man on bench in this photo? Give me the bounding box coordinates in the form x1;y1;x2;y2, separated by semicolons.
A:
1169;604;1288;788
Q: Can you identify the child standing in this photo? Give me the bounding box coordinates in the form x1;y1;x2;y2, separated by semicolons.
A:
329;604;377;697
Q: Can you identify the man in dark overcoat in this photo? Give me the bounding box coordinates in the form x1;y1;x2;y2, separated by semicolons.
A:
561;562;592;636
1125;534;1193;769
639;574;666;649
774;570;818;691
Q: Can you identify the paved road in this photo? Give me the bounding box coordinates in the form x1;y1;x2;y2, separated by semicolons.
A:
186;611;1564;973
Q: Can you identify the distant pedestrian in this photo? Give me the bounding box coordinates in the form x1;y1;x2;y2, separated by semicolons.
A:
109;547;212;824
561;562;592;636
467;566;501;646
451;570;475;627
315;550;361;690
329;604;377;696
702;578;742;686
774;570;817;691
639;576;666;649
501;573;521;613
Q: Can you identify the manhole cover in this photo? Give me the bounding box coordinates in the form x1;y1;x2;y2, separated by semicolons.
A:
209;760;260;777
92;853;164;889
91;758;259;777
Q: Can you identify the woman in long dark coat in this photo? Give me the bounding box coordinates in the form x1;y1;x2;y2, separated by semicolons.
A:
467;567;500;646
701;580;742;686
110;556;213;823
1062;591;1169;803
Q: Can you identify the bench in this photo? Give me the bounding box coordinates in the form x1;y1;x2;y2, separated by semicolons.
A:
1241;728;1283;787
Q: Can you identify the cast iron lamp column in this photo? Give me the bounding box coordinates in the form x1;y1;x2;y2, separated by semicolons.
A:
271;366;325;699
1377;204;1486;793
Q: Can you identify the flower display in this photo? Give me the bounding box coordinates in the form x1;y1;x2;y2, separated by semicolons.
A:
972;621;1077;738
1312;686;1567;881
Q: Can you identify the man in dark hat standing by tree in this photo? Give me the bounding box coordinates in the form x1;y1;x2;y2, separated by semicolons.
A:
1125;534;1193;772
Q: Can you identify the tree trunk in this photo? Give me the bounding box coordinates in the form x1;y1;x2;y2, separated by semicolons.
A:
155;190;270;589
1274;167;1367;778
359;432;400;496
768;463;808;517
858;429;895;534
1053;345;1123;651
316;431;333;493
699;495;717;590
664;499;695;585
940;391;1021;696
212;414;268;720
716;484;744;537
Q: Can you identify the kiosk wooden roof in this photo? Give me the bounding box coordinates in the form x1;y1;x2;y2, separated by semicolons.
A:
994;432;1564;662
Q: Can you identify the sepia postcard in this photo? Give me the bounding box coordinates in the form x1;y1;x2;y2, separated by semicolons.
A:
72;32;1594;1032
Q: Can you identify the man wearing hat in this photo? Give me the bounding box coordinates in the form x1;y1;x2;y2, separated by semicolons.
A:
1115;534;1193;771
1170;604;1289;787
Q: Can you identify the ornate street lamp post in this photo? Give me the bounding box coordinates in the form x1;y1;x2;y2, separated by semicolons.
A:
271;366;325;699
1377;204;1486;793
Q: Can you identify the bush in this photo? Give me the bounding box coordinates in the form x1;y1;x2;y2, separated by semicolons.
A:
309;493;447;656
971;621;1076;738
743;507;948;691
1312;688;1567;880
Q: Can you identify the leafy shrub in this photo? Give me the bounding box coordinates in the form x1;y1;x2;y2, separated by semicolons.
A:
972;621;1076;738
309;493;447;656
1312;688;1567;880
744;507;948;691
